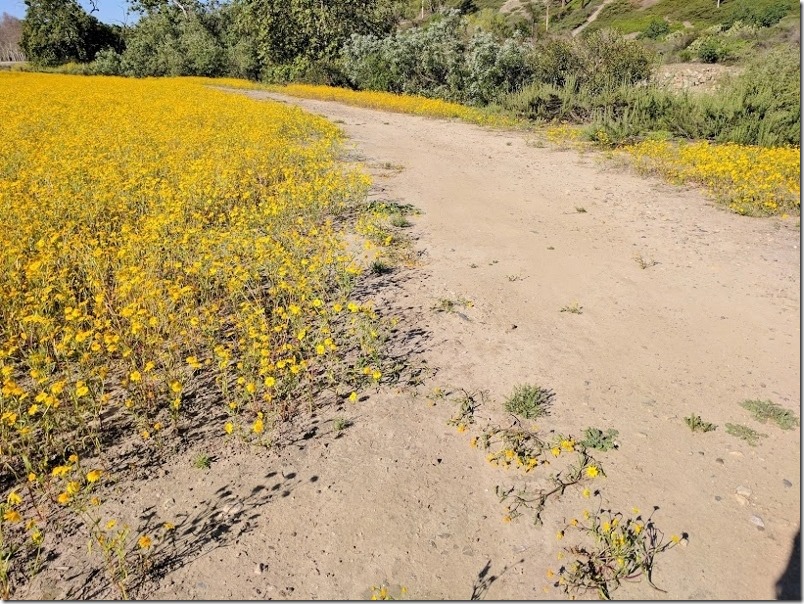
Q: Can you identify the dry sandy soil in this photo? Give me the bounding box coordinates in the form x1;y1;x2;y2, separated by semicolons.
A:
21;91;800;601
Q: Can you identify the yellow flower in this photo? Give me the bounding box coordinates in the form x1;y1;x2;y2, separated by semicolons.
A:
86;470;102;483
550;447;560;457
348;392;358;403
502;515;512;523
582;487;591;499
585;465;599;478
68;454;79;464
372;370;382;381
52;465;71;477
28;472;37;482
170;381;182;394
224;422;234;435
66;481;81;496
456;424;467;433
56;492;71;505
315;344;326;355
105;519;117;530
670;534;681;544
556;530;564;540
186;356;202;369
3;509;22;523
137;535;152;549
253;418;264;434
163;522;175;531
129;370;142;383
7;491;22;506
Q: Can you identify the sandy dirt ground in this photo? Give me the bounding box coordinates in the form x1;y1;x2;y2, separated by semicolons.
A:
22;91;800;601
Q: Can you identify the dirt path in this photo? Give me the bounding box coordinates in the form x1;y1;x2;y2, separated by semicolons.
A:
572;0;616;36
26;91;800;600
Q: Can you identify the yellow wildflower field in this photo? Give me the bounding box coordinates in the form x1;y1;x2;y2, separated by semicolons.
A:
625;140;800;216
0;73;388;590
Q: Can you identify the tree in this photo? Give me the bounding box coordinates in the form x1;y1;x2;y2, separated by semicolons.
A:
0;13;25;61
235;0;400;67
21;0;122;66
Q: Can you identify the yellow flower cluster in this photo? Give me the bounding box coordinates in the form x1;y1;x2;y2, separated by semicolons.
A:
0;73;372;481
625;139;800;216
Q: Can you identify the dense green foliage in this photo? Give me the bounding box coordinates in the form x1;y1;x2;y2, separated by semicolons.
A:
341;12;534;105
504;47;800;147
17;0;801;147
21;0;122;66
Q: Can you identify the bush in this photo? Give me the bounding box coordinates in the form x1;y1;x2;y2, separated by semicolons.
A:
528;29;653;92
121;9;225;77
341;10;532;105
640;18;670;40
693;36;730;63
89;48;123;75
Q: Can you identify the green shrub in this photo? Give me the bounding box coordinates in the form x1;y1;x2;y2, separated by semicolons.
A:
89;48;123;75
640;18;670;40
504;384;554;419
341;10;532;105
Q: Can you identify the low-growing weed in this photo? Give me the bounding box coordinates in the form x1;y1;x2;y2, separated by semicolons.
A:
725;423;767;446
192;453;212;469
739;399;799;430
333;417;352;432
447;389;485;431
432;297;473;313
560;302;583;314
578;427;620;451
552;504;685;600
504;384;554;419
684;414;717;433
370;259;392;275
634;254;659;269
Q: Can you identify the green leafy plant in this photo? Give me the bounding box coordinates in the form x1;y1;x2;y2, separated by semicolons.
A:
725;423;767;446
370;259;392;275
504;384;554;419
739;399;799;430
684;414;717;433
192;453;212;469
333;417;352;432
578;427;620;451
560;302;583;315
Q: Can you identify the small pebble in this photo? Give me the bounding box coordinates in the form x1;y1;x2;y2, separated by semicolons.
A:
221;500;244;517
735;494;749;506
749;515;765;530
783;479;793;488
162;497;176;510
254;563;264;575
715;458;724;464
714;495;722;502
729;451;744;457
736;485;752;498
636;432;648;439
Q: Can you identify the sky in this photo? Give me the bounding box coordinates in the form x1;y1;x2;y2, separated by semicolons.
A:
0;0;135;25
